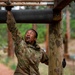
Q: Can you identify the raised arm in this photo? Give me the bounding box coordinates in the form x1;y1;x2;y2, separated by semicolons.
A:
6;11;22;44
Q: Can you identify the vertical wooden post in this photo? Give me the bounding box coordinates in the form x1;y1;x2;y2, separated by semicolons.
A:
48;10;63;75
46;24;49;53
63;32;69;58
8;28;14;58
48;21;63;75
63;6;70;58
66;6;70;40
32;24;37;30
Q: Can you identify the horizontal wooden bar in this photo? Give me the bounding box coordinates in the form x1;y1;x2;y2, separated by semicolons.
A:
0;9;53;23
0;2;54;6
0;0;54;2
54;0;73;10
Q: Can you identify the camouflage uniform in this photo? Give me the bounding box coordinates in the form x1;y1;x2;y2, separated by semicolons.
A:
6;12;48;75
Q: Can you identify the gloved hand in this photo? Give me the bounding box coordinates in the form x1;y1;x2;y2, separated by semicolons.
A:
62;58;66;68
5;6;13;11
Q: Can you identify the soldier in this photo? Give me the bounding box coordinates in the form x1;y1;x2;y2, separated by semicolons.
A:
6;7;66;75
6;10;48;75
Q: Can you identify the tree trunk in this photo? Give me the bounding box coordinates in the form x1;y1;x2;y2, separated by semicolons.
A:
7;28;14;58
48;21;63;75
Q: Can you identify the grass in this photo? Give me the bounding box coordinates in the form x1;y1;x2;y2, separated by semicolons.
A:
63;66;72;75
39;63;48;75
0;56;17;70
0;50;17;70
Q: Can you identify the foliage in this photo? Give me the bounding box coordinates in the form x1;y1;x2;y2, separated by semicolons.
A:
62;2;75;19
0;24;7;48
63;67;73;75
0;23;46;48
0;18;75;48
70;1;75;19
16;23;46;43
37;24;46;43
62;1;75;38
0;56;17;70
70;20;75;38
10;63;16;70
16;23;32;37
62;19;75;39
62;18;66;35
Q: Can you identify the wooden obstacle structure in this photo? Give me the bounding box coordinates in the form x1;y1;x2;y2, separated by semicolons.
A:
0;0;73;23
0;0;54;6
0;0;54;23
0;0;74;75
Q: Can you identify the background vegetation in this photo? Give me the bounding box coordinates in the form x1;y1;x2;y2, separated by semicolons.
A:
0;23;46;48
0;18;75;49
0;2;75;49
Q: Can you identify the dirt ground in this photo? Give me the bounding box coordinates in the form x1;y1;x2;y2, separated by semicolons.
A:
0;63;14;75
0;39;75;75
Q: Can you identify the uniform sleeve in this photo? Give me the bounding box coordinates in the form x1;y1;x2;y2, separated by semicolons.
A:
6;12;22;45
40;50;49;65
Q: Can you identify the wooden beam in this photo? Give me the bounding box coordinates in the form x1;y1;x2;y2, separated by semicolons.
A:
0;9;53;23
0;2;54;6
0;0;54;2
53;0;73;21
54;0;73;10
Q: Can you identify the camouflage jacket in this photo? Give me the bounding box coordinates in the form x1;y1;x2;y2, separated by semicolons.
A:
6;12;48;75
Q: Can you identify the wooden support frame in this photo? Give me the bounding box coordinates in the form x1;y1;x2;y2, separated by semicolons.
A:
54;0;73;10
0;2;54;6
53;0;73;21
0;0;54;2
48;0;73;75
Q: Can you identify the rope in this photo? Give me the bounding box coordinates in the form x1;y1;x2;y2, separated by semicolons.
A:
5;0;11;5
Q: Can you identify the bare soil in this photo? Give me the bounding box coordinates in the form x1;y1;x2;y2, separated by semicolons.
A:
0;63;14;75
